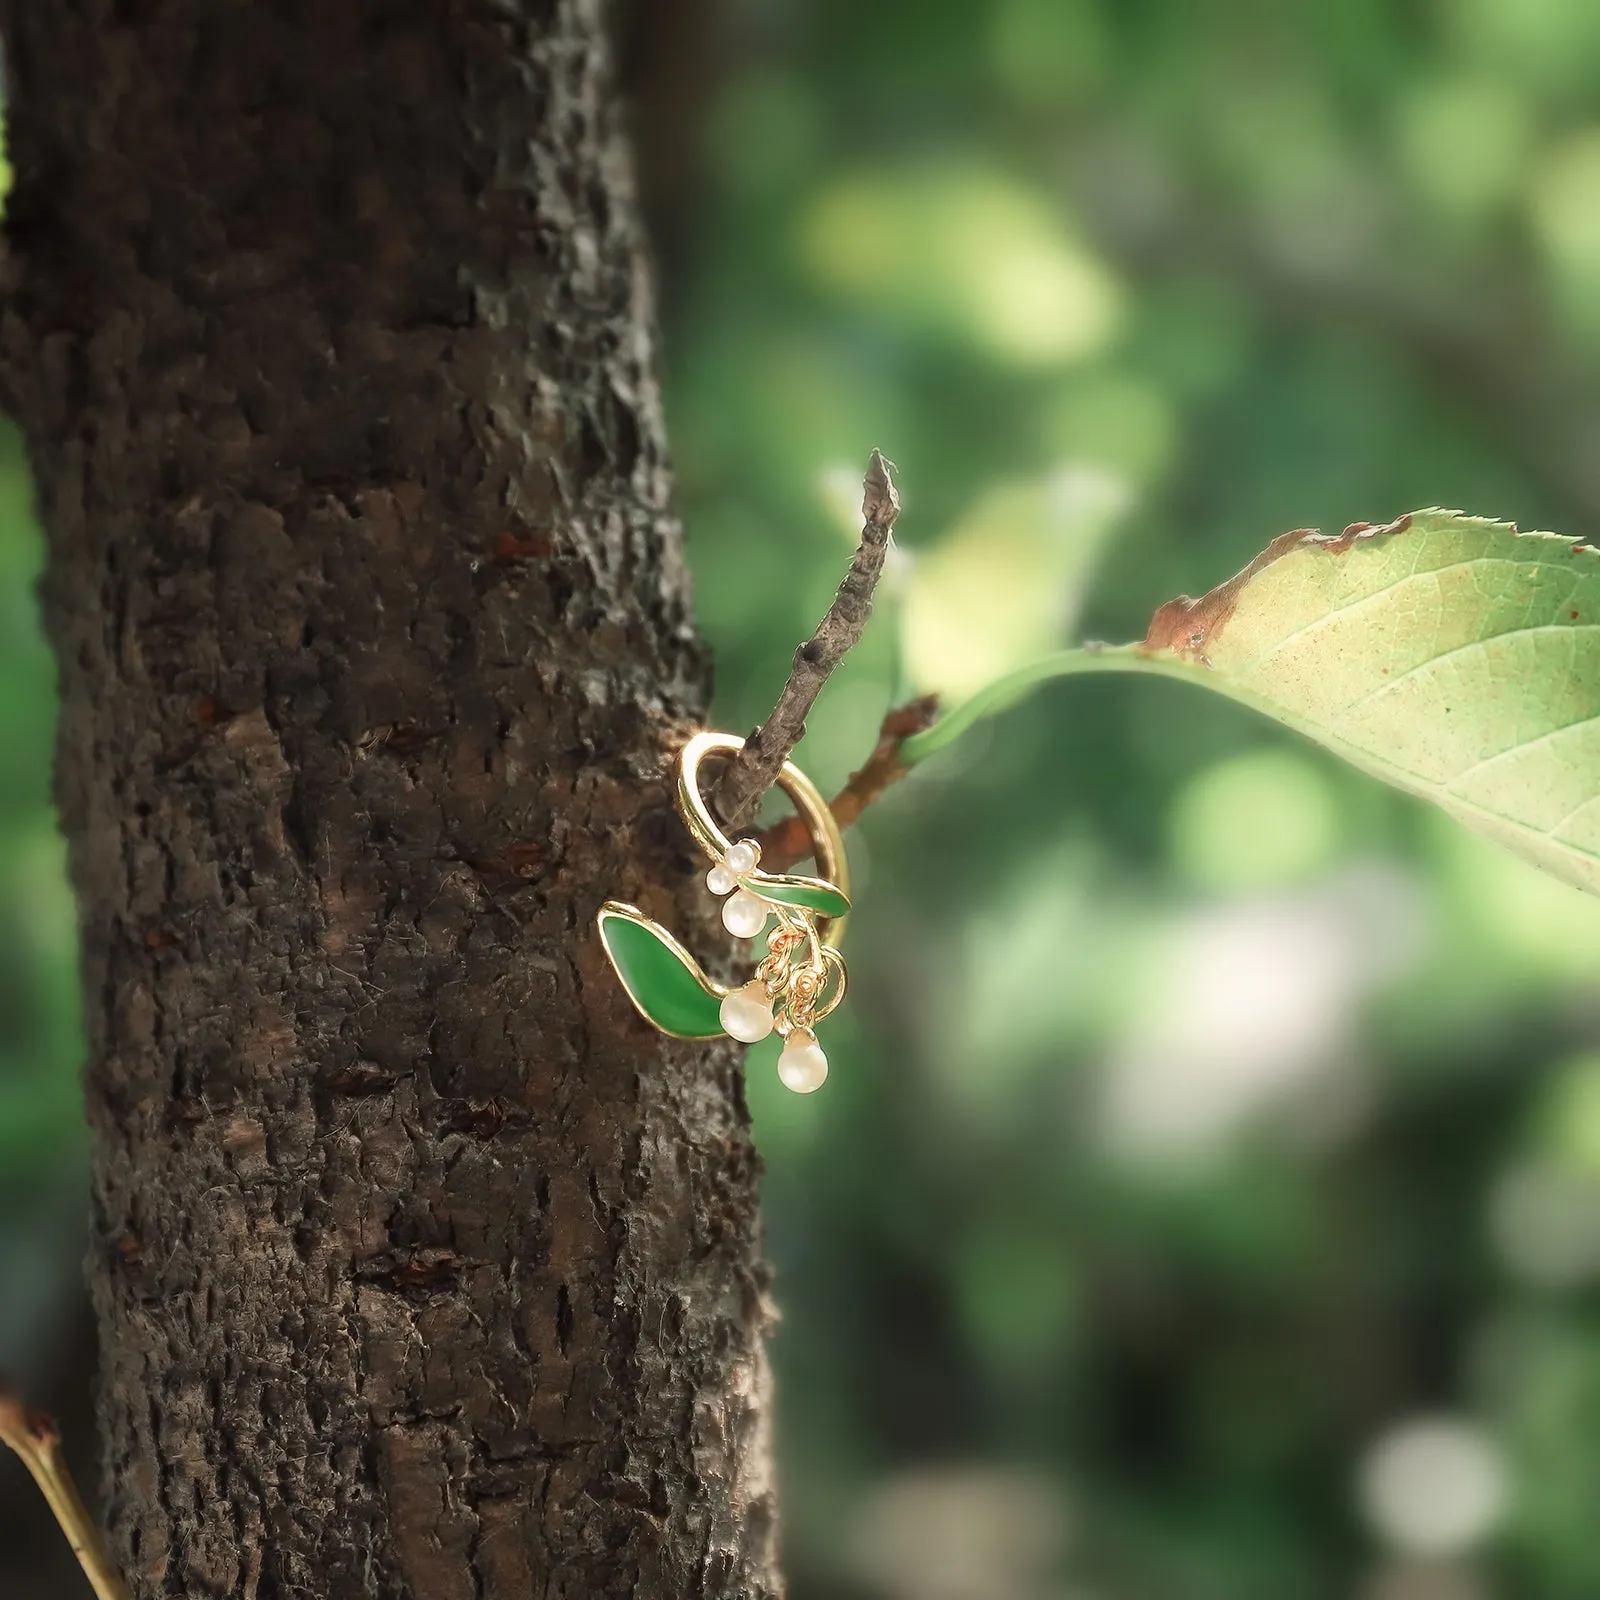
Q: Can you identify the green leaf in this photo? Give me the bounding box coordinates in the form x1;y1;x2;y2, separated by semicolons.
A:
596;903;727;1039
903;510;1600;898
741;873;852;920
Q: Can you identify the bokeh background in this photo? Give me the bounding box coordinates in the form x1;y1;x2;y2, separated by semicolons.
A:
9;2;1600;1596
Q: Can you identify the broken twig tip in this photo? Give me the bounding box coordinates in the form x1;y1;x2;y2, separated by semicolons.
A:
711;449;904;828
862;449;901;529
0;1386;55;1451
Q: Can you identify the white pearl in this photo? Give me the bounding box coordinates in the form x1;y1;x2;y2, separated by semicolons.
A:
706;862;736;896
724;840;758;876
719;981;774;1043
777;1029;828;1094
721;889;769;939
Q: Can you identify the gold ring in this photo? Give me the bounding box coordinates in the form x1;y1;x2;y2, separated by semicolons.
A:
676;730;850;948
595;730;852;1092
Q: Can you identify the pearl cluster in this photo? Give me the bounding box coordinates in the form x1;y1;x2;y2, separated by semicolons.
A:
705;837;831;1093
705;839;771;941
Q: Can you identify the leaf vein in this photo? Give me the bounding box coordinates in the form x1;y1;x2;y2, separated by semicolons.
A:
1443;712;1600;789
1246;553;1593;670
1344;622;1599;711
1545;793;1600;842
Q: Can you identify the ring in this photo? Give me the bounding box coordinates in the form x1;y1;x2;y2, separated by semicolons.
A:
596;731;851;1093
676;731;850;947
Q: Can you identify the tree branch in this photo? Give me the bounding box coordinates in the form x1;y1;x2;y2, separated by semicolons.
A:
752;694;939;872
710;449;901;829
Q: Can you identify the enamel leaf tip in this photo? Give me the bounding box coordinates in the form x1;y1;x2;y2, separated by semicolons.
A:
596;903;728;1039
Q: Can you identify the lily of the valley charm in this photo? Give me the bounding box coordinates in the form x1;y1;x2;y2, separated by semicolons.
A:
597;731;850;1092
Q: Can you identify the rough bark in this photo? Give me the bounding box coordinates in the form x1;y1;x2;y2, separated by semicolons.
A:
0;4;779;1597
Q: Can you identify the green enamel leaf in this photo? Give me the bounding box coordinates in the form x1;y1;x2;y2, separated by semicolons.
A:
904;510;1600;897
596;904;727;1038
741;873;852;920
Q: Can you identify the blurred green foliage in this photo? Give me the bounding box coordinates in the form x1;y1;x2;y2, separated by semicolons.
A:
0;415;83;1185
665;2;1600;1596
7;2;1600;1596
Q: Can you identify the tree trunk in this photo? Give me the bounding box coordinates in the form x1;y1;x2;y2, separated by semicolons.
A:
0;4;779;1596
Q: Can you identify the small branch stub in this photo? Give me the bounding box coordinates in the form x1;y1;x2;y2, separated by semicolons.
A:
711;449;902;829
0;1388;129;1600
753;695;940;872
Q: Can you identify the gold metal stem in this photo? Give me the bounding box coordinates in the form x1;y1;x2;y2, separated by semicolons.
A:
0;1390;129;1600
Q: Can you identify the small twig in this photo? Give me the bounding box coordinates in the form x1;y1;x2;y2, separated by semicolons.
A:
711;449;902;830
753;695;940;872
0;1388;129;1600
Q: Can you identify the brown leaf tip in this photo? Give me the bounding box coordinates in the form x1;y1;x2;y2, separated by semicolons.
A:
1142;514;1416;661
1141;527;1314;661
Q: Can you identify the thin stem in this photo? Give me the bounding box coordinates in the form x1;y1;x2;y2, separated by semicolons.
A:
0;1390;129;1600
897;644;1216;764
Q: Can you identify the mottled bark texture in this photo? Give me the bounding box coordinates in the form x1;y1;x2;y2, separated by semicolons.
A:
0;4;779;1597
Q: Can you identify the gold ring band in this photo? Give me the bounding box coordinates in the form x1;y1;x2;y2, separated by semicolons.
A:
676;731;850;948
